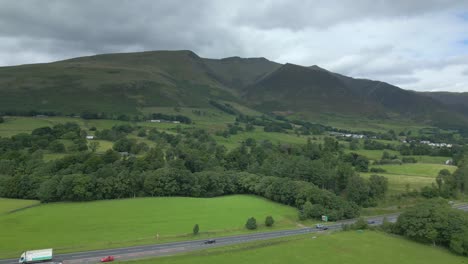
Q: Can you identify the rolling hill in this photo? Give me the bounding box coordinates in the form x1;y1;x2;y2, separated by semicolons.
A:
0;50;239;115
421;91;468;116
0;50;467;130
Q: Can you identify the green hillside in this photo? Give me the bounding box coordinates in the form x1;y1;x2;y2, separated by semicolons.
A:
420;91;468;118
0;50;238;115
1;50;468;131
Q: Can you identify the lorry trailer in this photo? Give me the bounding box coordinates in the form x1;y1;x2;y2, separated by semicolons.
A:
19;249;53;264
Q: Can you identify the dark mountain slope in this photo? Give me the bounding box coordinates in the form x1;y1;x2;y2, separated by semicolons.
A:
243;63;383;115
244;63;468;129
0;50;238;115
203;56;281;90
333;73;447;117
0;49;467;131
420;92;468;116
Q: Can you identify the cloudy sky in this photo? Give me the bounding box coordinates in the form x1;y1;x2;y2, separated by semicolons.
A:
0;0;467;92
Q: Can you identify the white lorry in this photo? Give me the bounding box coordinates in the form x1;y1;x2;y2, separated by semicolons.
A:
18;249;54;264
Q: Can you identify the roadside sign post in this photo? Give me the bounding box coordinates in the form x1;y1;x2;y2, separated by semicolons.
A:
321;215;328;222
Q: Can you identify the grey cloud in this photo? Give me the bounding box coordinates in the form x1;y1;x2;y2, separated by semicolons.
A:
233;0;468;30
0;0;241;60
0;0;467;91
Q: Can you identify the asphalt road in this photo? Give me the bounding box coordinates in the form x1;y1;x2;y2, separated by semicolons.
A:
1;204;467;264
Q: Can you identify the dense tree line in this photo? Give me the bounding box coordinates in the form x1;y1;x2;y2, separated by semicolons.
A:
398;143;454;157
95;124;135;141
0;110;61;117
383;199;468;256
410;128;466;145
343;152;369;172
0;123;393;220
417;145;468;199
215;122;245;138
80;112;138;121
0;123;87;154
363;140;395;150
209;100;238;115
290;120;330;135
236;114;293;132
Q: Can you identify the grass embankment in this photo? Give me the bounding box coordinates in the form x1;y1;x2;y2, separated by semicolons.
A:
128;231;467;264
0;198;39;215
0;195;298;258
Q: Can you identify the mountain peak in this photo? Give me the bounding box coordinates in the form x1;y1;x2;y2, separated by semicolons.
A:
309;65;327;72
218;56;274;63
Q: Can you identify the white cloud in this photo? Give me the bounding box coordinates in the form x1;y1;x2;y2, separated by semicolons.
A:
403;64;468;91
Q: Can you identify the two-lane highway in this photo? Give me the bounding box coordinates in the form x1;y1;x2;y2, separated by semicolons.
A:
1;204;466;264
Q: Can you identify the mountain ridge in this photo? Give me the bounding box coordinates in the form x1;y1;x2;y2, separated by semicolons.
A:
0;49;467;130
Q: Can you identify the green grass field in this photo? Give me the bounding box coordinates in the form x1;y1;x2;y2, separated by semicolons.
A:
0;198;39;215
370;163;456;177
140;107;236;130
0;117;54;137
346;149;400;161
407;156;451;164
215;130;313;150
0;195;298;258
129;231;467;264
363;163;457;194
361;173;434;194
92;139;116;153
346;149;449;165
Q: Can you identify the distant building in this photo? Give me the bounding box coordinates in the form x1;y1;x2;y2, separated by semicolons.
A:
149;120;161;123
417;140;453;148
173;121;181;124
445;159;453;165
329;131;366;139
86;136;94;140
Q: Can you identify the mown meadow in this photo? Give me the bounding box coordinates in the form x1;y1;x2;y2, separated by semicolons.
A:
0;195;298;258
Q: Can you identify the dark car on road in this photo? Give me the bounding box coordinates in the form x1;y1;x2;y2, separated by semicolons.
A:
367;220;376;224
315;224;329;230
204;239;216;244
